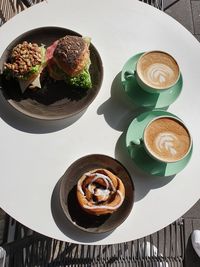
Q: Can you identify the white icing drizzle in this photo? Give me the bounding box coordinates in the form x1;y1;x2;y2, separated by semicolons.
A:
94;188;110;197
77;171;124;211
146;63;174;86
85;172;115;190
83;190;124;210
155;132;178;156
77;182;85;195
77;172;116;196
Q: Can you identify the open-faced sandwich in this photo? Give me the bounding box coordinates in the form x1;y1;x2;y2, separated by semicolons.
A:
4;41;46;93
46;35;92;89
3;35;92;94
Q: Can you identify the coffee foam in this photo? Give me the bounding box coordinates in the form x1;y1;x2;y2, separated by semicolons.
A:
155;132;178;156
137;51;179;89
144;117;191;162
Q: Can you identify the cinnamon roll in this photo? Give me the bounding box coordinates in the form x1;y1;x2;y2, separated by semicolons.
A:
76;168;125;216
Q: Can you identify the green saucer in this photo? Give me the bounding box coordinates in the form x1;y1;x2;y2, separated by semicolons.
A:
121;53;183;108
125;110;193;177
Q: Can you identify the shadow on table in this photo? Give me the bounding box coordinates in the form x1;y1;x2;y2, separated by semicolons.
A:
97;72;173;202
115;132;175;202
97;72;145;131
51;178;113;243
97;72;168;131
0;90;86;134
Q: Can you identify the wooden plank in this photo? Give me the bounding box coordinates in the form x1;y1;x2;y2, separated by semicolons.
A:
0;209;6;244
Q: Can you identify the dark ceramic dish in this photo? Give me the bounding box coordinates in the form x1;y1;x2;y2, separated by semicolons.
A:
59;154;134;234
0;27;103;120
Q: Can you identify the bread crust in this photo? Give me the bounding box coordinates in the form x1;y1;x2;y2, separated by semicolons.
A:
53;35;89;76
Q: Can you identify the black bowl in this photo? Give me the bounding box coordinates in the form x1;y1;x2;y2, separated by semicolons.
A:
59;154;135;234
0;27;103;120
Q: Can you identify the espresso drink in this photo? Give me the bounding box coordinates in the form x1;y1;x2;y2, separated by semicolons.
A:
144;117;191;162
137;51;180;90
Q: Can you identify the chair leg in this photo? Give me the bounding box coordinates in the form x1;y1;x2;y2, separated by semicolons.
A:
139;0;181;11
20;0;33;7
163;0;180;11
139;0;164;10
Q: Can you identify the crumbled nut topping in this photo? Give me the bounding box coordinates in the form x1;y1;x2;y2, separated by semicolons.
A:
4;41;42;77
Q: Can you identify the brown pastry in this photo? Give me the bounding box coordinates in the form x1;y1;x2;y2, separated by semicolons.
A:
46;35;92;89
76;168;125;216
53;35;90;76
46;35;90;78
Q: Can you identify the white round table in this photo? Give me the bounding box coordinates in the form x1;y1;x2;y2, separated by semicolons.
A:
0;0;199;245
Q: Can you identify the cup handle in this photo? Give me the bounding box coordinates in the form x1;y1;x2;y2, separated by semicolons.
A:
130;138;142;146
151;168;162;176
124;70;136;80
129;138;143;159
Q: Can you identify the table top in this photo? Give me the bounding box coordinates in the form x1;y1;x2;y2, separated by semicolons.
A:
0;0;199;245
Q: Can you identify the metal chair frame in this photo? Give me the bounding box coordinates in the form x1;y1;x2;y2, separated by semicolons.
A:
139;0;180;11
1;215;186;267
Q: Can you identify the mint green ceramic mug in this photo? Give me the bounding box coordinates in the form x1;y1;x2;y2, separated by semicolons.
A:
125;50;180;94
132;115;192;164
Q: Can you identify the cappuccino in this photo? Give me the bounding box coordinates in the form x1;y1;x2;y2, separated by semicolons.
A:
144;117;191;163
136;51;180;90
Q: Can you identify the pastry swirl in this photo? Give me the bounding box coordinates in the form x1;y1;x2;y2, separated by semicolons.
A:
76;168;125;216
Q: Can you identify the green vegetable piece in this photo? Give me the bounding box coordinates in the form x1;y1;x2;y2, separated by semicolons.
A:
66;68;92;89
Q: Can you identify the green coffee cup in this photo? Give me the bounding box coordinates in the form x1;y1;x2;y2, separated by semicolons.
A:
132;115;192;164
125;50;180;94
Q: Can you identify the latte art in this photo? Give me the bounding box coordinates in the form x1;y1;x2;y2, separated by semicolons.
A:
144;117;191;162
137;51;180;90
146;63;175;87
155;132;179;156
